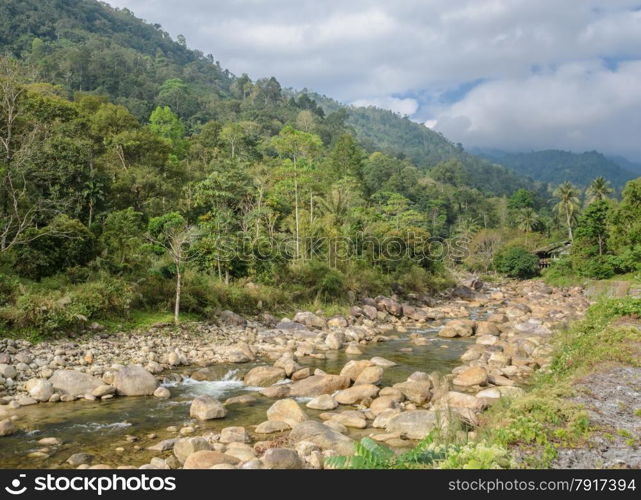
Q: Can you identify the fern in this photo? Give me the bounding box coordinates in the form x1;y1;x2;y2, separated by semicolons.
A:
326;433;457;470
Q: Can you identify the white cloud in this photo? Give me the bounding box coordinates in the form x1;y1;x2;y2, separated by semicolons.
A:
105;0;641;158
351;96;419;116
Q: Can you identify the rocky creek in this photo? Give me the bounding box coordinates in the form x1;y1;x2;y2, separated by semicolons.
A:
0;279;589;469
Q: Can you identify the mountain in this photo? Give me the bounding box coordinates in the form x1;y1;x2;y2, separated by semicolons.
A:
304;92;533;196
474;149;637;189
608;155;641;176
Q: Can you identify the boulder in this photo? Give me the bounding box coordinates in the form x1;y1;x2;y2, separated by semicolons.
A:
443;391;485;411
259;385;291;399
255;421;290;434
438;319;476;338
0;364;17;379
354;366;384;386
219;426;248;444
219;310;247;327
294;311;325;329
153;387;171;398
335;384;380;405
92;385;116;397
344;344;362;355
476;321;500;336
262;448;303;469
183;451;240;469
361;305;378;321
0;418;16;437
173;437;211;463
113;365;157;396
452;366;487;387
306;394;338;410
369;395;401;415
266;399;308;427
288;420;355;456
189;395;227;420
288;375;350;397
325;331;344;350
370;356;397;368
327;316;348;328
243;366;286;387
329;411;367;429
385;410;439;439
49;370;102;397
339;360;374;382
26;379;53;402
393;380;432;405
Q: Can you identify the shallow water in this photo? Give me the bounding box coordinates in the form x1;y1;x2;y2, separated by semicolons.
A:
0;324;476;468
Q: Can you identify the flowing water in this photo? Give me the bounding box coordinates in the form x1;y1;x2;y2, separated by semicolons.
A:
0;324;476;468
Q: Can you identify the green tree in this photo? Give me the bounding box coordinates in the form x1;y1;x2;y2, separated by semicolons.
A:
586;176;613;204
147;212;197;324
553;181;580;241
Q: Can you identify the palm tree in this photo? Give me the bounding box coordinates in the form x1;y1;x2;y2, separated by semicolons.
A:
553;181;580;241
517;207;539;241
586;176;613;204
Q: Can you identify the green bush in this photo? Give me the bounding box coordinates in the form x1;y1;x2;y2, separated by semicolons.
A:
285;260;347;302
493;246;539;279
0;277;134;337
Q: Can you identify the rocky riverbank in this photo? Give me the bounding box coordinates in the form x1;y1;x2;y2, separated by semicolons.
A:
0;278;590;469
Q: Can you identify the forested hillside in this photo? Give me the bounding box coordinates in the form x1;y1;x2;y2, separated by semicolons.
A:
476;149;636;189
1;0;640;339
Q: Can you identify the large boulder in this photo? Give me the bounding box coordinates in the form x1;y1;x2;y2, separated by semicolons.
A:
0;419;16;437
243;366;286;387
189;395;227;420
288;420;355;456
173;437;211;463
452;366;487;387
361;305;378;321
288;375;350;397
335;384;380;405
393;380;432;405
26;379;54;402
183;451;240;469
306;394;338;410
438;319;476;338
219;310;247;327
339;360;374;382
113;365;157;396
0;364;17;379
293;311;325;329
49;370;102;397
325;331;344;350
262;448;303;469
266;399;308;427
385;410;439;439
354;366;384;385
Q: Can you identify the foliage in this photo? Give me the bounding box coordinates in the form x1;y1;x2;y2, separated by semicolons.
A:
493;246;539;279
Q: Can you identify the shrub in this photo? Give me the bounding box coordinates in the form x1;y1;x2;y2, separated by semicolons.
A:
0;277;134;337
493;246;539;279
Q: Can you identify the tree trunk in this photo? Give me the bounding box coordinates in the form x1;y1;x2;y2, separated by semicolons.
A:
294;178;300;260
174;264;181;325
566;210;573;241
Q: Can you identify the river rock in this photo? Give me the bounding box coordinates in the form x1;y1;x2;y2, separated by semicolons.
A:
362;305;378;321
153;386;171;398
329;411;367;429
243;366;286;387
224;394;258;406
327;316;348;328
370;356;397;368
443;391;485;411
26;379;54;402
476;322;500;336
325;331;344;350
339;360;374;382
219;310;247;327
266;398;308;427
92;385;116;397
0;364;17;379
183;450;240;469
262;448;303;469
393;380;432;405
113;365;157;396
345;343;362;355
288;374;350;397
0;418;16;437
173;437;211;463
335;384;380;405
294;311;325;329
288;420;355;456
385;410;438;439
306;394;338;410
220;426;248;444
190;395;227;420
49;370;102;397
452;366;487;387
438;319;476;338
354;366;384;385
67;453;94;466
369;395;401;415
259;385;291;398
255;420;291;434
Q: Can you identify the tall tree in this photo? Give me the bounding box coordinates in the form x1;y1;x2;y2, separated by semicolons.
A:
586;176;613;204
553;181;580;241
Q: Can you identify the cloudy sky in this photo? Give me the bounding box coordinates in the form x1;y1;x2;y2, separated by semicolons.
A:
106;0;641;160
